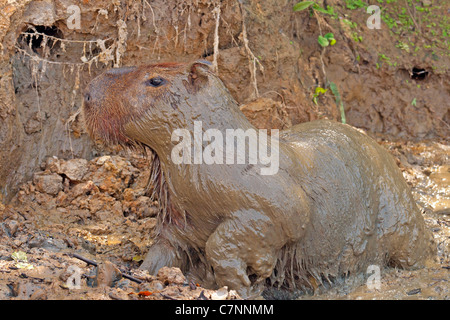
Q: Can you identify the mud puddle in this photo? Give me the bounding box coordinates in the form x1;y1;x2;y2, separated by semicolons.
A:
0;137;448;300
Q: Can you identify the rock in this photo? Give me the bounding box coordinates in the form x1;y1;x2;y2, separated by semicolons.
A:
28;234;67;252
157;267;186;285
95;156;111;166
211;286;229;300
2;220;18;237
43;156;60;172
33;172;63;195
22;1;56;26
68;181;99;204
139;280;164;292
96;261;123;287
12;282;45;300
126;196;158;218
59;159;88;182
29;288;47;300
429;165;450;187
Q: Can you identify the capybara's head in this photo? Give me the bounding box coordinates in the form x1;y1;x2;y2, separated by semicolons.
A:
82;60;220;151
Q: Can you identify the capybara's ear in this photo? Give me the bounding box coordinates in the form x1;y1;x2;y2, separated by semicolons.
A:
186;60;212;93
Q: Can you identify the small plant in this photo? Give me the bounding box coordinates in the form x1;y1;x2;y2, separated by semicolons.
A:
318;33;336;47
379;53;390;61
342;18;358;29
396;41;410;52
345;0;367;10
312;86;327;105
329;82;346;124
293;1;336;17
377;53;396;68
352;32;363;42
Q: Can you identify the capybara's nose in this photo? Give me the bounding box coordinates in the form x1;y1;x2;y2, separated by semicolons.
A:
84;92;92;103
83;90;93;110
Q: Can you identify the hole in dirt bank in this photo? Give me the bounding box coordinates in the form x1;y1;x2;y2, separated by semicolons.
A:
411;67;429;80
17;25;64;56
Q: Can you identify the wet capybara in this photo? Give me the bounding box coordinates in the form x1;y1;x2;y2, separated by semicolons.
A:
82;60;435;298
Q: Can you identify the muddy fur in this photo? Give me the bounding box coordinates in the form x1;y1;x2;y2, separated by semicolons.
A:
82;61;435;298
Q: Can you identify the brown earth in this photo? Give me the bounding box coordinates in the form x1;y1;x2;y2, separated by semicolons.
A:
0;0;448;299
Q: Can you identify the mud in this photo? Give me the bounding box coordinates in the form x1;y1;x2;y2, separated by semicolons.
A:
82;61;435;298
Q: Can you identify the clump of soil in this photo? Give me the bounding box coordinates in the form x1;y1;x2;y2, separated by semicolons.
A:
0;153;240;300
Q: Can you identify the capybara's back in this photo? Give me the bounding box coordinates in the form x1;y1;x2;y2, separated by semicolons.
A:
271;120;435;290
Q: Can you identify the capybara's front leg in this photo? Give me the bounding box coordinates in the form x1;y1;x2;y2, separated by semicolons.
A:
205;210;283;298
140;237;183;275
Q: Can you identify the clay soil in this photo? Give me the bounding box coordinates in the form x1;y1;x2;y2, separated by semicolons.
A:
0;0;448;300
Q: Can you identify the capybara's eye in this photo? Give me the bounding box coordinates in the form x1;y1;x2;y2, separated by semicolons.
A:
146;76;166;87
84;93;91;102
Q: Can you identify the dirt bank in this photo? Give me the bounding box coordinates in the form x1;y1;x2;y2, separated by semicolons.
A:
0;0;448;201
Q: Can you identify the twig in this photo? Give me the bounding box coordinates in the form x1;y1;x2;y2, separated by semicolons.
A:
239;2;264;99
71;253;143;284
72;253;97;266
404;0;421;34
313;10;328;84
143;0;159;34
15;45;105;67
20;32;112;44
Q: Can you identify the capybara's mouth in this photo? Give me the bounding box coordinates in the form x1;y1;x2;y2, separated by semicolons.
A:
81;67;139;147
81;63;188;148
82;100;132;146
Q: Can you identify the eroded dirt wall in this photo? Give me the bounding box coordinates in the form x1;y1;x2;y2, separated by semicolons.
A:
0;0;449;202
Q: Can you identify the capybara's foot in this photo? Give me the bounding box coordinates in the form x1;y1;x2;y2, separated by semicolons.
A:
205;210;279;298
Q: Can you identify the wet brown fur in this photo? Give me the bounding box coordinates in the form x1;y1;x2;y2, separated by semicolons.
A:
82;61;435;298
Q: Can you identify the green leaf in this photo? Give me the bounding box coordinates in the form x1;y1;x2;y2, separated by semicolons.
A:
293;1;315;12
312;3;329;14
411;98;417;106
329;39;337;45
329;82;346;124
315;87;327;95
324;33;335;40
312;87;327;105
318;35;329;47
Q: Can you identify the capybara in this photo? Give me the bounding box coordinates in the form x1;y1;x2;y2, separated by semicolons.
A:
82;60;434;298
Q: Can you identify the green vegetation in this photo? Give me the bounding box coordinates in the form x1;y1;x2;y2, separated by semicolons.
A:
345;0;367;10
293;1;338;18
318;33;336;47
336;0;448;72
329;82;346;124
312;86;327;105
